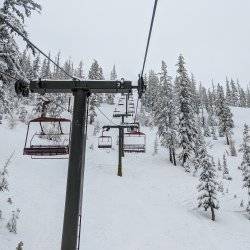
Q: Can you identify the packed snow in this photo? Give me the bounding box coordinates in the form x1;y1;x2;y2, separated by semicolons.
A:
0;104;250;250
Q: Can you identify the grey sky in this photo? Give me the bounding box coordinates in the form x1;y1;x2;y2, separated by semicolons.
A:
26;0;250;86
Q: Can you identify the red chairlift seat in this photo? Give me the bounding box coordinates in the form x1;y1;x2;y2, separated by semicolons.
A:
23;117;71;159
98;135;112;149
123;131;146;153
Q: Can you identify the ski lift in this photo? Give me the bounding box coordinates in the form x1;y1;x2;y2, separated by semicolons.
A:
123;131;146;153
126;122;140;132
113;109;121;117
98;132;112;149
127;109;135;114
23;117;71;159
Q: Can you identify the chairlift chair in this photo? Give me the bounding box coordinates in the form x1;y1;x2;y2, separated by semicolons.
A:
123;131;146;153
23;117;71;159
113;109;121;117
126;122;140;132
98;133;112;149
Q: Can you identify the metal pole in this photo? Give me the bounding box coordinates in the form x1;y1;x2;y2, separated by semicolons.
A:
125;93;128;115
61;89;88;250
117;127;123;177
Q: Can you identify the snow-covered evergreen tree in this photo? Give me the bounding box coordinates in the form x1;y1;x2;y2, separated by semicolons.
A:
225;78;232;105
190;73;200;115
88;59;104;108
75;60;84;79
143;70;160;113
154;61;178;165
239;124;250;172
89;95;97;124
230;79;239;106
0;0;41;115
211;125;217;140
175;55;197;170
106;65;116;104
216;84;234;144
203;120;211;137
193;126;205;174
16;242;23;250
246;87;250;108
32;54;40;79
197;133;219;221
7;210;20;233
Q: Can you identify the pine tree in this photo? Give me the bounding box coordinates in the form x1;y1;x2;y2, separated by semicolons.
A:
239;88;246;108
106;65;116;104
211;125;217;140
239;124;250;172
175;55;197;170
216;84;234;145
52;52;62;79
0;0;41;103
190;73;200;115
154;61;178;165
230;79;239;106
197;135;219;221
225;78;232;105
75;60;84;79
16;242;23;250
241;144;250;215
144;70;160;113
7;210;19;233
193;126;205;174
88;59;104;108
89;95;97;124
246;87;250;108
32;54;40;79
203;120;211;137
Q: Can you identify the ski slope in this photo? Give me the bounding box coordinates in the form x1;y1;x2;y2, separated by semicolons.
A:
0;103;250;250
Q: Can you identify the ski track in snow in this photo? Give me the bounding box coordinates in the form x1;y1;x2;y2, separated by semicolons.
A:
0;105;250;250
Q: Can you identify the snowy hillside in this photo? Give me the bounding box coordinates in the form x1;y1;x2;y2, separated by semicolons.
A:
0;104;250;250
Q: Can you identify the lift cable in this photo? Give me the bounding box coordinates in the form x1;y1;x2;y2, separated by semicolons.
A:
141;0;159;76
1;18;77;80
133;98;140;123
134;0;159;124
96;106;118;126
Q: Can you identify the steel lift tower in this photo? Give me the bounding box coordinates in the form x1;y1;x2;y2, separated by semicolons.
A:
15;77;145;250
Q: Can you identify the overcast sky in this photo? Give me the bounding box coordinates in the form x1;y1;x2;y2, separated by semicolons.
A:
26;0;250;86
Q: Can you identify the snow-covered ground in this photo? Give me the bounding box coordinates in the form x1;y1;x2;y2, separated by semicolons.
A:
0;103;250;250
